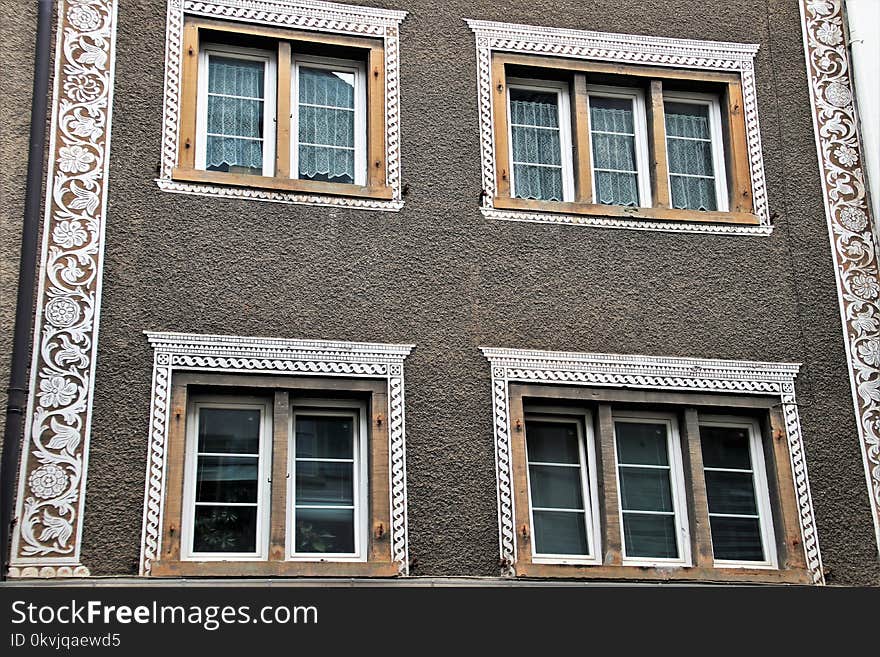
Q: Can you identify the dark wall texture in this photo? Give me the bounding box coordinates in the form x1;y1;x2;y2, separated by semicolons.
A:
1;0;877;584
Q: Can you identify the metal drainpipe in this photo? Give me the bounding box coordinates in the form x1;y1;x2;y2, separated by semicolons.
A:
1;0;55;582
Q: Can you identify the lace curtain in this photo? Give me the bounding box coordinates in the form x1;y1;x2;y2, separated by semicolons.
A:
205;56;265;173
510;89;563;202
665;102;717;211
298;68;356;184
590;99;639;207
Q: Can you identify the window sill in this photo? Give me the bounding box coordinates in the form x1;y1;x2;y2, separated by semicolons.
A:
513;561;813;584
171;167;395;201
149;559;400;578
492;196;760;226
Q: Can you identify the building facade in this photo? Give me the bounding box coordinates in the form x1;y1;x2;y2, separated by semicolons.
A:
0;0;878;584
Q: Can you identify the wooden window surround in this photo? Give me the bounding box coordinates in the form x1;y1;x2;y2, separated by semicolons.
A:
151;372;397;577
507;383;812;583
491;53;758;226
172;16;392;201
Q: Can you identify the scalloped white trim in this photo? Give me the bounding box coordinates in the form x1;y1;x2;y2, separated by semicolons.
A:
481;347;823;584
139;332;414;576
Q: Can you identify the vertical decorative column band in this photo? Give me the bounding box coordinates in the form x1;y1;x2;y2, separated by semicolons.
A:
800;0;880;555
7;0;118;579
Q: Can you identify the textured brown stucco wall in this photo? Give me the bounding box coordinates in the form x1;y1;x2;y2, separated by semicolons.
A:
2;0;877;583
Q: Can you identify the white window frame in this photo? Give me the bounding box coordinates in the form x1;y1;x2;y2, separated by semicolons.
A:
699;415;778;569
662;90;729;212
181;396;273;561
506;77;575;203
585;84;653;208
523;407;602;566
613;411;691;567
196;44;277;178
287;399;369;562
292;54;368;187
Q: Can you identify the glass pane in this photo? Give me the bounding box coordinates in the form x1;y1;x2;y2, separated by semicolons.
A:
193;505;257;553
298;144;354;184
207;96;264;138
667;137;713;177
511;124;562;165
299;68;355;109
299;105;354;148
618;466;673;512
195;456;258;503
589;96;635;133
622;512;678;559
526;421;580;464
594;170;639;206
529;465;583;509
700;425;753;470
710;516;764;561
295;415;354;459
533;510;587;555
591;132;637;171
208;56;264;98
205;136;263;174
705;471;758;515
664;101;710;139
513;163;563;201
510;89;559;128
669;174;717;211
615;421;669;465
295;461;354;506
198;408;260;454
295;508;355;554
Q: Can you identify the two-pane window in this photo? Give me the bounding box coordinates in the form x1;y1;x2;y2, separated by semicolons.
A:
182;397;367;562
522;410;775;569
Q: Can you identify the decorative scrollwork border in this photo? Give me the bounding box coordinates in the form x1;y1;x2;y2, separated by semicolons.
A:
466;19;770;236
7;0;119;580
481;347;824;584
800;0;880;556
138;332;414;576
156;0;406;211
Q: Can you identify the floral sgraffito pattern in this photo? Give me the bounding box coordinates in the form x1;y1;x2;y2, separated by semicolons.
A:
12;0;116;564
802;0;880;549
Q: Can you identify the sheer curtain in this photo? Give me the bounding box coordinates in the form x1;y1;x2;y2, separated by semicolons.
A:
665;102;717;211
589;96;640;207
510;89;564;201
297;67;356;184
205;56;265;174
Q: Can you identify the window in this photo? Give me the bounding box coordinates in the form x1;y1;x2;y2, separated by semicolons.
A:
152;373;399;577
506;385;810;583
173;16;391;201
489;54;757;226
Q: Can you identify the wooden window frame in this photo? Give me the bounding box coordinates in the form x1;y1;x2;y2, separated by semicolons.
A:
173;16;392;201
523;409;602;565
151;372;398;578
490;52;758;226
507;383;812;584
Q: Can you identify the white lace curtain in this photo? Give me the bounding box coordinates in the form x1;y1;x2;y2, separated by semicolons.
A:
205;56;265;172
665;103;717;211
590;101;639;207
510;90;563;201
298;68;356;184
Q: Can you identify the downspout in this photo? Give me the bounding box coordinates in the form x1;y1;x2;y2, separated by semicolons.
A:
0;0;55;582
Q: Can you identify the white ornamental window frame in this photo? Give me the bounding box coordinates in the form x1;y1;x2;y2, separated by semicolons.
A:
481;347;824;584
138;332;414;577
467;19;770;236
156;0;407;212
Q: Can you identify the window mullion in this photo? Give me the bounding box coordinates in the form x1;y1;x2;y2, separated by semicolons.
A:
367;45;387;189
180;22;200;170
491;57;512;199
275;42;292;180
571;73;593;204
596;404;622;565
646;79;671;208
268;389;289;561
725;82;753;213
682;408;714;569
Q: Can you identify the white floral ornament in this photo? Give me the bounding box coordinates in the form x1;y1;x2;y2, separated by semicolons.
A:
839;206;868;232
58;145;95;173
851;273;880;300
44;297;81;328
38;376;78;409
67;4;101;31
29;465;69;500
815;21;842;45
834;145;858;167
52;220;89;248
824;81;852;107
